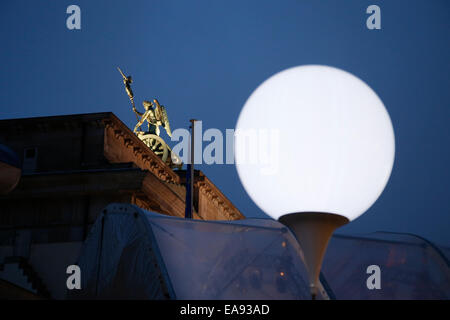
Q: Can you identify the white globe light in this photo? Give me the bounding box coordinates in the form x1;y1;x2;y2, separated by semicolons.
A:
235;65;395;222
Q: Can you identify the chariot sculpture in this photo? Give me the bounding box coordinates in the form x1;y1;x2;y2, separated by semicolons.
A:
117;67;182;168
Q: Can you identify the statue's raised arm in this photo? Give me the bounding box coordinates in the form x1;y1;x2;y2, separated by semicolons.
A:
117;67;135;108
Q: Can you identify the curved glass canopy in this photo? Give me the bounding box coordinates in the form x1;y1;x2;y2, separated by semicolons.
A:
70;204;450;300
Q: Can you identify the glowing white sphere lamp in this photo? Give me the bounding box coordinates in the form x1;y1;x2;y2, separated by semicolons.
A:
235;65;395;299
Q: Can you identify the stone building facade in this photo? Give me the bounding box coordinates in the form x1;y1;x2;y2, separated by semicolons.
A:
0;112;244;299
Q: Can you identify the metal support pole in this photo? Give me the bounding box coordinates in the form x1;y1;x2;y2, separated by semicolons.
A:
185;119;197;219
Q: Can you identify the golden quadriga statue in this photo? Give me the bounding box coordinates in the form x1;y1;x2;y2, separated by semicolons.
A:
118;67;182;168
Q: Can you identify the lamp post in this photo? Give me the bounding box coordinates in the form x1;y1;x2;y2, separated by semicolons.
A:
185;119;198;219
234;65;395;299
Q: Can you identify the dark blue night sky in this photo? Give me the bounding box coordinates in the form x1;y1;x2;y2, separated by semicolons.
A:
1;1;449;245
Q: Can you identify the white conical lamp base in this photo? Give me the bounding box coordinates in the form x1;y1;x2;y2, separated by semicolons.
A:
279;212;349;299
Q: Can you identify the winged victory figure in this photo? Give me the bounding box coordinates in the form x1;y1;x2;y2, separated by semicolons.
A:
132;99;172;137
117;67;181;168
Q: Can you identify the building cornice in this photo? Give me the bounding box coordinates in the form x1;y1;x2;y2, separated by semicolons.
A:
102;114;180;184
177;170;244;220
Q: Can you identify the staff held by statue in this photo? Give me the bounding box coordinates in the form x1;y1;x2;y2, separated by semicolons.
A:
117;67;141;129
